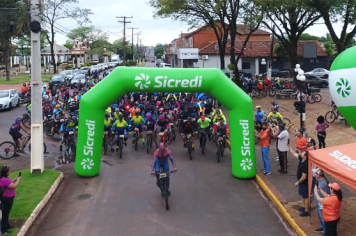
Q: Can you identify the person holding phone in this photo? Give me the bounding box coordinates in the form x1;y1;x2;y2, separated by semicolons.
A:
0;166;21;234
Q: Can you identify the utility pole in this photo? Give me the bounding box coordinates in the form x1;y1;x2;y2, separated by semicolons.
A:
117;16;132;63
136;32;142;62
30;0;44;173
127;27;138;60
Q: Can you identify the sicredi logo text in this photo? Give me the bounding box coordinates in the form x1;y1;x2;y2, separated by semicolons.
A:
329;150;356;169
84;120;95;156
135;74;203;89
240;120;251;156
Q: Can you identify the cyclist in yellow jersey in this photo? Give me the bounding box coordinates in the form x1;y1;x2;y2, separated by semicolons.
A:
103;113;114;152
129;111;145;146
166;93;177;101
267;108;284;122
212;111;226;123
105;106;112;117
212;105;223;117
112;108;122;121
113;113;131;150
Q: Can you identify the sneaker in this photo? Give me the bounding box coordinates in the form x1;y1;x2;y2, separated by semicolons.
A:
280;171;288;174
298;207;305;212
116;148;119;152
299;211;309;217
264;172;271;175
124;142;127;147
142;142;145;147
192;147;195;151
18;149;25;154
260;169;266;172
314;228;324;233
275;157;279;161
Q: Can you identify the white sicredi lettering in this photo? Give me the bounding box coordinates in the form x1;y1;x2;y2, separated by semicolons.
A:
153;76;203;88
84;120;96;156
329;150;356;170
240;120;251;156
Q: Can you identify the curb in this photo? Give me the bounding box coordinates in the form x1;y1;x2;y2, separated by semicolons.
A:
255;175;307;236
17;172;64;236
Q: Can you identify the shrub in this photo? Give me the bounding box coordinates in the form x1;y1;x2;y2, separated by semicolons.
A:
227;63;235;71
65;65;73;69
90;62;98;65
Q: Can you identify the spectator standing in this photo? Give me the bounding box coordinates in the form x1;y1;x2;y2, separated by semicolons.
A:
270;123;289;174
294;96;306;128
315;116;329;149
314;183;342;236
255;122;271;175
313;168;330;234
0;166;21;234
247;80;253;98
288;145;309;217
254;106;264;129
296;129;308;152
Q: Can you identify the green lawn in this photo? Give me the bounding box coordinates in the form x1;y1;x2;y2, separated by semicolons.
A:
5;169;61;235
0;75;52;84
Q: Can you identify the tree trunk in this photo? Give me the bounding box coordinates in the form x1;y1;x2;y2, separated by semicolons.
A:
5;40;11;81
287;41;299;84
50;27;57;74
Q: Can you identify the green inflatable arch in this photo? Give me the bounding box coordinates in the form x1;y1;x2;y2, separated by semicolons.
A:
75;67;256;178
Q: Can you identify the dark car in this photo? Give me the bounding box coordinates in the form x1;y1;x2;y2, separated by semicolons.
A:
70;74;87;89
49;74;65;89
238;70;252;78
302;74;328;88
260;69;290;78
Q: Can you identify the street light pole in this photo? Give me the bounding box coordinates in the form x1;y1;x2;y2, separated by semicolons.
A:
261;58;266;79
30;0;44;173
294;64;306;131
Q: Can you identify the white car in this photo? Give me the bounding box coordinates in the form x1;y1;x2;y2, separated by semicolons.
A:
305;68;329;79
159;63;172;68
0;89;20;110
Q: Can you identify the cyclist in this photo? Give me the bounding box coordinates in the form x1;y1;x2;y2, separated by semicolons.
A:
212;118;230;151
275;77;281;89
59;116;78;152
164;107;177;124
267;108;284;122
157;115;171;145
204;98;214;115
150;143;177;196
211;105;223;117
21;83;30;96
112;108;122;121
77;80;84;92
42;89;50;101
197;115;212;145
129;103;141;119
122;99;132;119
271;100;279;112
129;111;145;146
212;111;226;123
188;102;199;119
144;112;158;149
257;80;263;96
104;113;114;152
254;105;264;130
51;104;62;135
180;117;198;150
179;106;190;122
9;113;31;153
113;113;131;150
42;100;53;123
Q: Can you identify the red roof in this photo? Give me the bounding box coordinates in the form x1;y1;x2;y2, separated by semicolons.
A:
199;40;327;57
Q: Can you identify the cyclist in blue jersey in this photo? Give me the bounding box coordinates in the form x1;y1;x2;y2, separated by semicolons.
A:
9;114;30;153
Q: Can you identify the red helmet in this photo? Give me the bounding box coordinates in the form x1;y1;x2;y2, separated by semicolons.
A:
201;115;205;121
46;90;50;94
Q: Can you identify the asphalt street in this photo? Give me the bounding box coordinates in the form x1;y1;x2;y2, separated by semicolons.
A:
1;63;293;236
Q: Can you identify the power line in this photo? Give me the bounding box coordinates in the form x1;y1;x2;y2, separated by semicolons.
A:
117;16;132;61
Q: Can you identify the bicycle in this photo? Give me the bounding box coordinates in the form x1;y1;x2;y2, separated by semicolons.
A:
199;128;208;155
155;168;174;210
216;135;226;163
117;134;125;158
63;130;76;156
0;136;47;159
146;130;154;153
102;131;110;155
132;127;140;150
167;122;176;144
185;133;193;160
325;107;341;124
158;131;167;146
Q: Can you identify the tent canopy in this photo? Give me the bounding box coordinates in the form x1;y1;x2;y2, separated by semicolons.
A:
309;142;356;191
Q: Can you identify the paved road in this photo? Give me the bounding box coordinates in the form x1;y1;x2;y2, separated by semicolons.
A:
1;64;293;236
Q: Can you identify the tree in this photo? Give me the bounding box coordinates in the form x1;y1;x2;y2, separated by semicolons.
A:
154;43;167;59
149;0;230;69
40;0;92;73
298;33;321;41
0;0;28;81
256;0;321;80
110;38;132;57
63;39;73;50
87;39;113;61
66;26;108;42
304;0;356;55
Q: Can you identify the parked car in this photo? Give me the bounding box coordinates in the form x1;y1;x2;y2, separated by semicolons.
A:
260;69;290;78
303;74;329;88
159;63;172;68
238;70;252;78
156;59;163;67
0;89;20;110
48;74;65;89
81;66;90;72
90;65;99;72
60;70;73;80
305;68;329;79
70;74;87;89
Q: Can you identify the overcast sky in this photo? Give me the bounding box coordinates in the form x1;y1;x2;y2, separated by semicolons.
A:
53;0;347;47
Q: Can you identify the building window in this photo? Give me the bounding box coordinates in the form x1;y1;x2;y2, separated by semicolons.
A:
242;62;250;70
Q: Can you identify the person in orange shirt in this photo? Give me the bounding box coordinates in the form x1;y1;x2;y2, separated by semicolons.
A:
21;83;29;95
129;103;141;119
314;183;343;236
255;122;271;175
296;130;308;152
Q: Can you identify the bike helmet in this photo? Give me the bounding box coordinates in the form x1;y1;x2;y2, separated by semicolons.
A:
23;113;29;119
135;111;140;115
271;100;276;104
146;112;152;118
55;104;60;108
52;101;56;106
118;113;124;118
46;90;50;94
115;108;120;112
23;83;26;86
256;105;261;109
206;98;212;104
60;88;64;91
214;104;219;108
105;112;110;118
159;115;164;120
187;117;192;122
216;111;221;115
71;116;78;122
201;115;205;121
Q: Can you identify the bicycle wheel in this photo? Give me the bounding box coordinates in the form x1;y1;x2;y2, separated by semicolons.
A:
147;135;151;153
71;142;76;156
28;142;47;154
102;138;107;155
217;144;221;163
313;94;322;102
307;96;315;104
325;111;336;124
0;141;16;159
119;138;123;158
44;121;54;136
201;135;206;155
164;180;169;210
167;131;173;144
172;128;176;141
261;90;267;98
134;135;138;151
269;89;276;97
283;118;292;131
187;140;192;160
